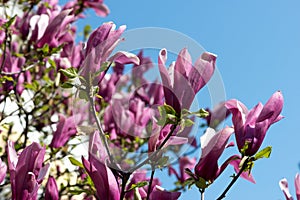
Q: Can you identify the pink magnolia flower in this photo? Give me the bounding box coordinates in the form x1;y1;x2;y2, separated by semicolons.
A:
104;96;153;140
158;48;216;114
279;173;300;200
49;114;81;148
225;91;284;156
7;141;49;200
149;185;181;200
0;50;30;95
168;156;196;183
45;176;59;200
82;154;120;200
33;9;75;48
194;127;235;183
81;22;139;82
0;158;7;184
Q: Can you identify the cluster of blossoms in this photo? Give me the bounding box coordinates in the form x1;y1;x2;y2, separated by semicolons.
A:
0;0;287;200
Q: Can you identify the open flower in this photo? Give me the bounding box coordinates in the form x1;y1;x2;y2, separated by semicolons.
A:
279;173;300;200
34;9;75;48
225;91;284;156
7;141;49;200
194;127;235;183
158;48;216;114
81;22;139;81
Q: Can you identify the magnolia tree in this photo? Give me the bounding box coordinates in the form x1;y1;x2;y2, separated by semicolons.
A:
0;0;286;200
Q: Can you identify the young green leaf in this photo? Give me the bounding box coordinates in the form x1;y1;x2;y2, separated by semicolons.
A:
60;68;78;79
68;157;84;168
254;146;272;160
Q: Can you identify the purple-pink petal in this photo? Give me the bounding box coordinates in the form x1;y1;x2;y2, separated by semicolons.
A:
150;185;181;200
229;157;255;183
257;91;284;124
295;173;300;200
0;158;7;184
279;178;294;200
45;176;59;200
82;154;120;200
194;127;233;182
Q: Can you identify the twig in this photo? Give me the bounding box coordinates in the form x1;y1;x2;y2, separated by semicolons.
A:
146;168;156;200
216;157;250;200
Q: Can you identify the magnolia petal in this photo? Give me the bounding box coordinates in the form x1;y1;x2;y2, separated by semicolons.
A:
37;9;73;47
195;127;233;182
150;185;181;200
189;52;216;93
109;51;140;65
0;158;7;184
165;136;188;147
158;48;172;89
37;163;50;183
295;173;300;200
245;103;263;126
7;141;18;171
257;91;284;124
45;176;59;200
279;178;294;200
230;158;256;183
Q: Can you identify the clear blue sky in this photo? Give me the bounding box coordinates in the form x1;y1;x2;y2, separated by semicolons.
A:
71;0;300;199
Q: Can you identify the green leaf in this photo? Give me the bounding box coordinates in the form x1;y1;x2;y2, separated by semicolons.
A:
195;177;207;189
163;104;176;115
50;44;64;54
183;118;194;127
84;25;92;41
79;90;88;101
69;188;87;195
192;108;209;118
156;104;178;126
93;62;112;77
61;82;74;89
4;15;16;29
48;58;57;69
240;141;250;156
184;178;195;189
1;76;14;82
60;68;78;79
128;181;148;192
41;44;50;54
254;146;272;160
24;81;39;91
68;157;84;168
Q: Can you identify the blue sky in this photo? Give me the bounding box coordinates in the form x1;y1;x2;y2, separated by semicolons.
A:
71;0;300;199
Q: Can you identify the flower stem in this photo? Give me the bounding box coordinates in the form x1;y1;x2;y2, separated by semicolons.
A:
146;168;156;200
120;172;131;200
216;157;250;200
88;94;117;170
130;124;178;172
200;189;205;200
